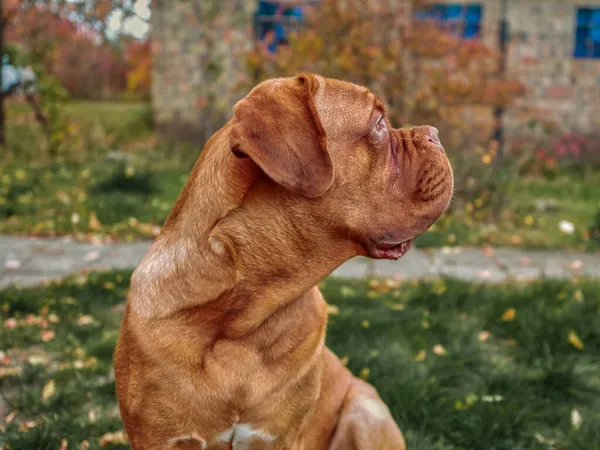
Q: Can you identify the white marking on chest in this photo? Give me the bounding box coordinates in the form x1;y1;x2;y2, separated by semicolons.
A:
359;396;390;420
214;424;276;450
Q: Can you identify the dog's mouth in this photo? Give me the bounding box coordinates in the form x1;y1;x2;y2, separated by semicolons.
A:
368;238;414;260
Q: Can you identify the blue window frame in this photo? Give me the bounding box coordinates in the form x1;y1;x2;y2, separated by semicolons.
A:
415;4;483;39
254;1;305;53
574;8;600;58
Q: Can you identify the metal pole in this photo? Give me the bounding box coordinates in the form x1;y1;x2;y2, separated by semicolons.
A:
493;0;508;160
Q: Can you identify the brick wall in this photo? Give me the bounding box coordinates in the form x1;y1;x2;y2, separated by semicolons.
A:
152;0;600;143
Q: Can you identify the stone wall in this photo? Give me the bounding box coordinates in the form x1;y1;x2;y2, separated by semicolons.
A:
151;0;255;144
152;0;600;143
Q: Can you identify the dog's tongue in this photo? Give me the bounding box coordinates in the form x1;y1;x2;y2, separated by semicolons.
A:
372;239;413;260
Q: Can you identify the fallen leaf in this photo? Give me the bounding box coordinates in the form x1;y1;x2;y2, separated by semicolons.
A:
483;245;495;257
83;251;101;262
340;286;356;297
99;430;128;446
27;355;48;366
477;270;492;279
433;345;447;356
510;235;523;245
48;313;60;323
19;421;36;432
89;211;102;230
414;350;426;362
60;439;68;450
389;303;405;311
361;320;370;329
88;409;96;423
359;367;370;380
558;220;575;234
571;409;583;430
340;356;349;366
5;410;18;423
572;289;584;302
520;256;531;265
81;440;90;449
326;304;340;316
500;308;516;322
478;331;490;342
40;330;55;342
482;395;504;402
568;330;584;351
570;260;584;271
42;379;56;401
77;315;95;326
4;318;17;329
4;259;21;270
0;367;22;377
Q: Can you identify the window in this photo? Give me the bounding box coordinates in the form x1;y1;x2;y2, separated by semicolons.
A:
574;8;600;58
253;1;306;54
415;4;483;39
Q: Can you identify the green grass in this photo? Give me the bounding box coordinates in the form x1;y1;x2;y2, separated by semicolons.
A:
1;274;599;449
2;159;599;250
413;170;600;251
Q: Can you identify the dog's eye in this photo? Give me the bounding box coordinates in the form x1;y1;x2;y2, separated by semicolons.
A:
373;116;386;136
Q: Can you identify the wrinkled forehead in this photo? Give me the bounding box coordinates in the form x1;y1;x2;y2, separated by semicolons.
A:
312;76;379;139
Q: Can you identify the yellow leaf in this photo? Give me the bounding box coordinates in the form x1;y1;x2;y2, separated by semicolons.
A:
361;320;370;328
572;289;584;302
99;430;128;446
89;211;102;230
389;303;405;311
42;379;56;401
568;330;584;351
414;350;426;361
340;356;349;366
326;304;340;316
359;367;370;379
500;308;516;322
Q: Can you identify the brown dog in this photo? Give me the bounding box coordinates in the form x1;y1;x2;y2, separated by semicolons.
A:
114;74;453;449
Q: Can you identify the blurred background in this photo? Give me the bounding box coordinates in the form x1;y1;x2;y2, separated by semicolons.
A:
1;1;600;449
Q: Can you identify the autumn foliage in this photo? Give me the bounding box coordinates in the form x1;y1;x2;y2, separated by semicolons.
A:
244;0;524;150
4;0;150;99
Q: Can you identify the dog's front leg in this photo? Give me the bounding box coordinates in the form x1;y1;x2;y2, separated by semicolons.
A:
328;378;406;450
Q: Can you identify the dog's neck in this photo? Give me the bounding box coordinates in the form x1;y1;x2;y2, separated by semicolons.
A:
129;124;357;324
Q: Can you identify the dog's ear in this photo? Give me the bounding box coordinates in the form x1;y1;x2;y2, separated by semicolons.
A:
229;74;333;198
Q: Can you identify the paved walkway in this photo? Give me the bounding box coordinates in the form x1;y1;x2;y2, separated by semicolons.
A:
1;236;599;289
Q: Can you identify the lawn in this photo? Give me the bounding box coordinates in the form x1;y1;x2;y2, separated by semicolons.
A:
1;160;599;250
1;273;599;449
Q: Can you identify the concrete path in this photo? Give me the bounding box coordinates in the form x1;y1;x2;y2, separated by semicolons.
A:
1;236;599;289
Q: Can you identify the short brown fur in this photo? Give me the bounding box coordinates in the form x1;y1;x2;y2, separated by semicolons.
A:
115;74;453;449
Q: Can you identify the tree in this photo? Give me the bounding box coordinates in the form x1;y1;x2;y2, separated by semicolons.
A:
0;0;148;154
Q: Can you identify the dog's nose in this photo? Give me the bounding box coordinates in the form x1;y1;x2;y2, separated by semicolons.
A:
410;126;442;149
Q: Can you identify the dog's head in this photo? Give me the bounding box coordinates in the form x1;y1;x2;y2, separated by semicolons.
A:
229;74;453;260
